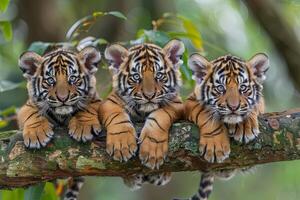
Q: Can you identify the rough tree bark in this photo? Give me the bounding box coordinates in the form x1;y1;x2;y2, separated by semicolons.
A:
1;109;300;189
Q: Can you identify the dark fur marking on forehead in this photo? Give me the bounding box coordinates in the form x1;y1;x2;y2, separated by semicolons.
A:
129;43;162;56
211;55;248;78
212;54;244;64
43;49;76;58
126;44;165;73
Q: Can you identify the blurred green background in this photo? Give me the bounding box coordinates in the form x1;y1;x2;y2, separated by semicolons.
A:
1;0;300;199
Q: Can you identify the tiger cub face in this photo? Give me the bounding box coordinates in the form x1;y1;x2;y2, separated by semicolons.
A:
189;53;269;124
19;47;101;116
105;39;184;114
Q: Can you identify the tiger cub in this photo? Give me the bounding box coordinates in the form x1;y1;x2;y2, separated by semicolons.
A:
18;47;102;148
180;53;268;200
100;40;185;189
101;39;185;170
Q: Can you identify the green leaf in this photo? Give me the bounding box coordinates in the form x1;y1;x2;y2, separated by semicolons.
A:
0;106;16;117
180;51;192;81
96;38;108;45
0;130;18;139
28;42;51;55
2;189;24;200
25;183;45;200
168;31;200;40
0;80;24;93
139;30;170;46
0;120;8;128
0;0;10;12
0;21;12;41
40;182;59;200
0;105;16;129
177;15;203;51
107;11;127;20
66;11;127;41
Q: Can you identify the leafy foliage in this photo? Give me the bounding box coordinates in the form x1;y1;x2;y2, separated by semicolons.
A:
1;189;24;200
0;21;12;41
0;0;12;42
0;81;24;129
0;106;16;128
24;183;45;200
0;80;24;93
0;182;58;200
0;0;9;13
66;11;127;42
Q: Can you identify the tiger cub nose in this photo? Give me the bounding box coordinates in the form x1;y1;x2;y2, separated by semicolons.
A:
143;91;155;100
227;102;239;111
56;92;69;102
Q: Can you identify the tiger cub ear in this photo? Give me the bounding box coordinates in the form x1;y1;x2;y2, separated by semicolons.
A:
19;51;43;79
104;44;128;74
248;53;269;83
163;39;185;68
78;46;101;74
188;53;211;84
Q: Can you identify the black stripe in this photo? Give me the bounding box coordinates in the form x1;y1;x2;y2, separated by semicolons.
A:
107;97;119;105
195;107;205;124
113;120;131;125
146;136;167;143
199;114;212;129
24;111;39;123
109;130;128;135
147;117;166;132
203;124;222;136
162;108;172;121
104;112;120;127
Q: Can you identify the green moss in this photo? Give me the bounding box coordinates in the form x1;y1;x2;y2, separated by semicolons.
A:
45;160;58;171
253;142;262;149
76;156;106;170
0;130;18;140
6;158;40;177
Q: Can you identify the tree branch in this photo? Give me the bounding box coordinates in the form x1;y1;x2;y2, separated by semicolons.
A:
1;109;300;189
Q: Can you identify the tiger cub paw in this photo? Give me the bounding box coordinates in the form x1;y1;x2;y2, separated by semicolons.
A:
23;119;54;149
139;128;168;169
199;132;230;163
106;123;137;162
68;112;102;142
229;119;260;143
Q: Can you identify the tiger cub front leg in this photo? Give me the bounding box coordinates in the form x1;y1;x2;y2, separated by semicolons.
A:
139;103;182;169
186;100;230;163
18;103;54;148
228;110;260;143
68;100;102;142
101;100;137;162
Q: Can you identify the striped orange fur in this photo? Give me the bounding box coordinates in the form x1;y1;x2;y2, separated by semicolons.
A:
185;53;269;163
18;47;102;148
100;39;185;169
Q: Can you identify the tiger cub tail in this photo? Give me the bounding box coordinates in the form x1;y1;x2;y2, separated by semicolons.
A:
173;172;214;200
63;177;85;200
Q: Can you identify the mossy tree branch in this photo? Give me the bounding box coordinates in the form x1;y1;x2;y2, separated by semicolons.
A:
1;109;300;189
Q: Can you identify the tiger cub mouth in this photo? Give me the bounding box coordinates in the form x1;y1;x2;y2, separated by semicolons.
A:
139;103;159;113
55;106;74;115
223;114;243;124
